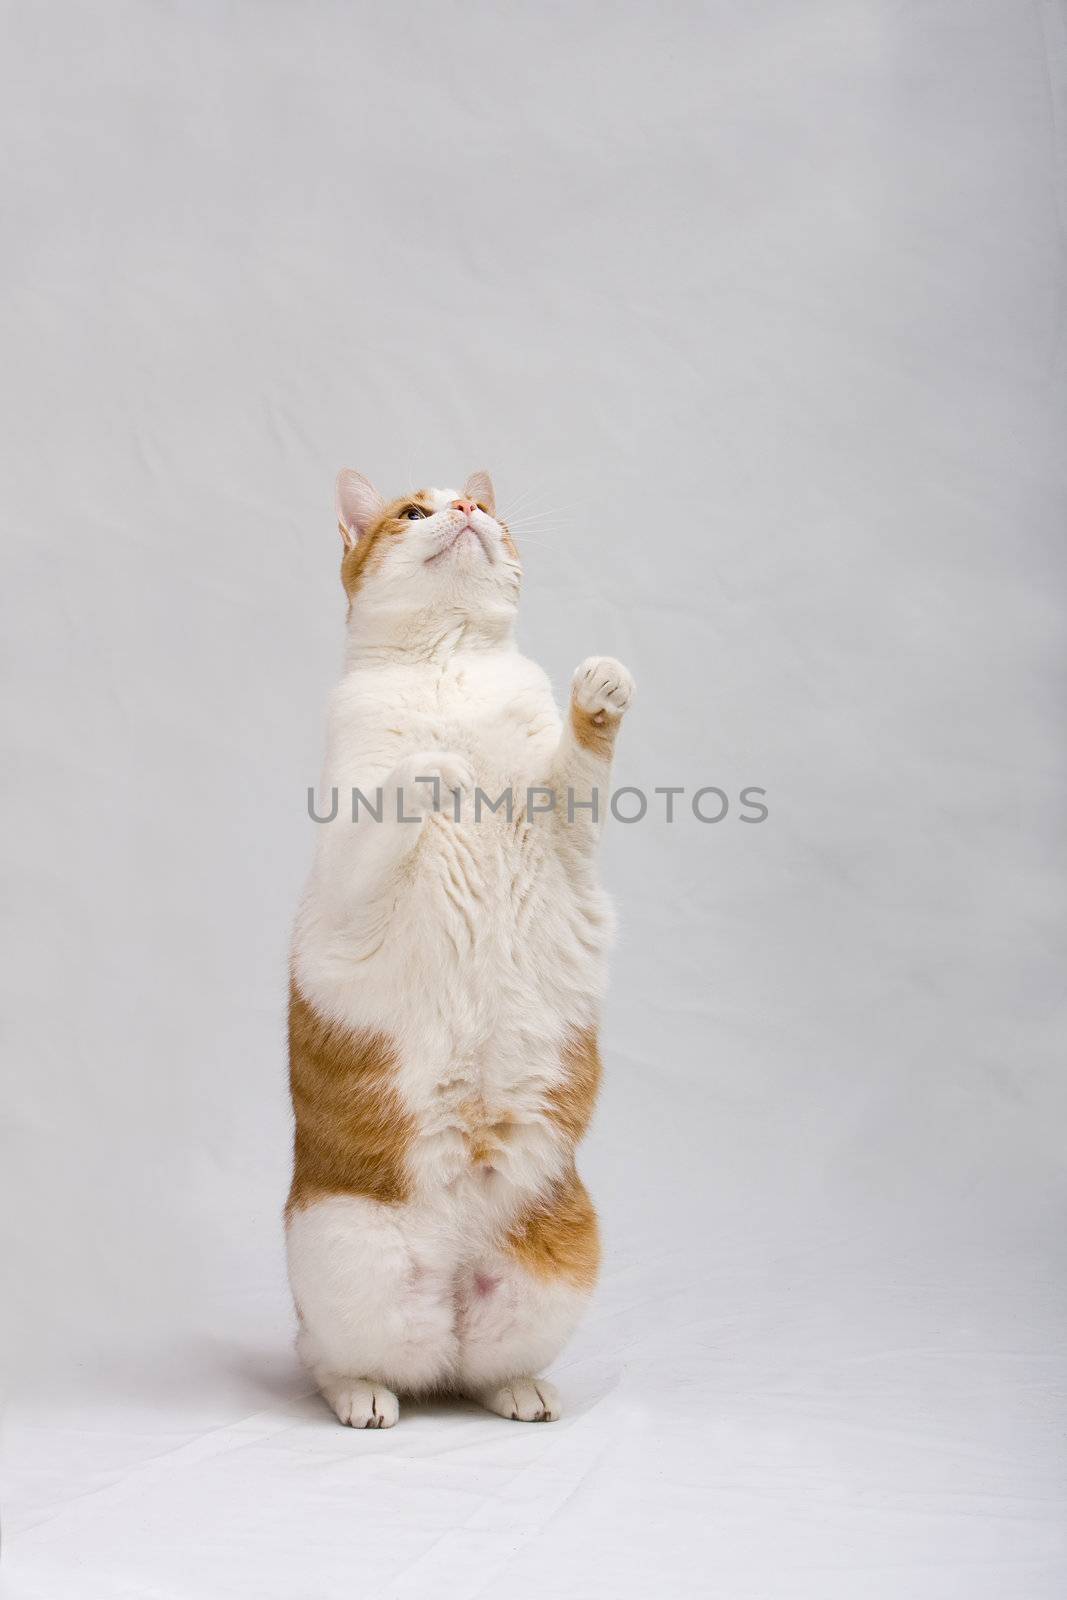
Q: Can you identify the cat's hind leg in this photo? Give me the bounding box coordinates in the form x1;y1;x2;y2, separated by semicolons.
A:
456;1170;599;1423
287;1194;459;1427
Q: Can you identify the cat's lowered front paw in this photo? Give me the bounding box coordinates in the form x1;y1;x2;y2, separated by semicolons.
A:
572;657;635;722
387;750;473;815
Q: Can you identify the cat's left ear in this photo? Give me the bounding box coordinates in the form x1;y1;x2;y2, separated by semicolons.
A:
465;471;495;516
336;469;385;550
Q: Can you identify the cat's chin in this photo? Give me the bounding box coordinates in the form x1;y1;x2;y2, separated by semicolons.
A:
425;523;491;565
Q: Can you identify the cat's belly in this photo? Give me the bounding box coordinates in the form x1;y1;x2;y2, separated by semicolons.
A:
293;810;611;1203
393;819;607;1191
402;812;607;1004
399;1017;575;1203
300;810;612;1037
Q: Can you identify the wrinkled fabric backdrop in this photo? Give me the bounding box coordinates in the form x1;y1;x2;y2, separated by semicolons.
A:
2;2;1065;1596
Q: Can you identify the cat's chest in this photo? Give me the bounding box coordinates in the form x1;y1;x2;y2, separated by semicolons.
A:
398;669;556;784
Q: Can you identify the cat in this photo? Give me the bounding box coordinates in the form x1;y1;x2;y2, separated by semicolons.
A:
286;468;634;1427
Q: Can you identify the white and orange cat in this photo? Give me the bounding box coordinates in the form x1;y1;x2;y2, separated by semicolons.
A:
286;469;634;1427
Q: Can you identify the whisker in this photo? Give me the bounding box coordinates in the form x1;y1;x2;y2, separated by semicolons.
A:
502;484;537;506
507;512;576;527
500;487;596;522
507;516;578;536
505;505;588;527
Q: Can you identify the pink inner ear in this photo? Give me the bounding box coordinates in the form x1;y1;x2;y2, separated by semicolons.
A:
336;469;385;546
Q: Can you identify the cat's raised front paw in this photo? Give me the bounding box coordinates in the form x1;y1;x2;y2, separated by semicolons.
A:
321;1377;400;1429
572;657;635;722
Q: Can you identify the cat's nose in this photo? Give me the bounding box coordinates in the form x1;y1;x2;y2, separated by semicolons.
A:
451;499;476;517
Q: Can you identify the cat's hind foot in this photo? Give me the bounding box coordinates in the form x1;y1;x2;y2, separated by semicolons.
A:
321;1377;400;1429
478;1376;561;1423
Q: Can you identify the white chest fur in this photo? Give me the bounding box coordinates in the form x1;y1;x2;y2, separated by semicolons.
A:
292;643;614;1207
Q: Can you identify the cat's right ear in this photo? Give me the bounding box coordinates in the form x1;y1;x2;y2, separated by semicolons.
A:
335;470;385;550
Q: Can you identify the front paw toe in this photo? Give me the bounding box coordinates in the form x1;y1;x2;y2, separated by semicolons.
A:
572;656;635;720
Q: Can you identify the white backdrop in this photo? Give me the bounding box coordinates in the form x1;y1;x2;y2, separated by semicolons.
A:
2;2;1065;1596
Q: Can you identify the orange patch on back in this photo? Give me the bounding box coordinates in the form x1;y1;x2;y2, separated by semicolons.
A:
286;980;414;1214
506;1165;600;1290
545;1027;602;1145
501;1028;602;1287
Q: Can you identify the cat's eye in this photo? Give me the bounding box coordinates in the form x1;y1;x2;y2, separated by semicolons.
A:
404;506;426;521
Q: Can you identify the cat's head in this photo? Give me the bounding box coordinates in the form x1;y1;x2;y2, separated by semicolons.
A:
334;469;520;628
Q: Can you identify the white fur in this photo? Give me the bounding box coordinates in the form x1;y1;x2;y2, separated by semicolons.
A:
287;481;631;1425
320;1377;400;1429
481;1377;561;1423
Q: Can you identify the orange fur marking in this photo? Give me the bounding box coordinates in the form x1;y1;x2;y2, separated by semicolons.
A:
286;980;414;1214
545;1027;602;1145
499;521;520;563
506;1166;600;1290
458;1096;517;1167
503;1026;602;1287
340;491;435;603
570;694;620;760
